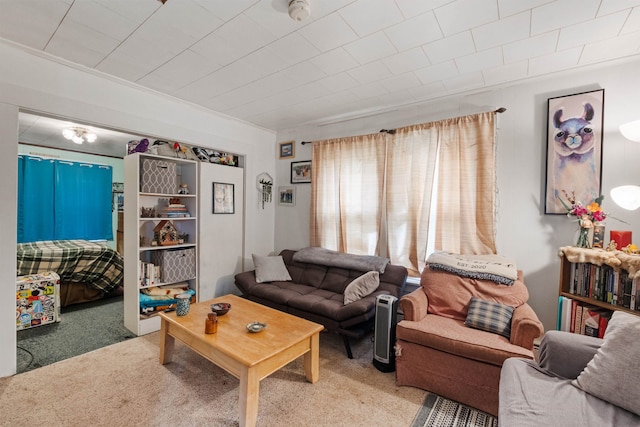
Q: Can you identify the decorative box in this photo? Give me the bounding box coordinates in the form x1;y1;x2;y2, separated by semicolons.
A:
16;272;60;330
140;158;177;194
151;247;196;284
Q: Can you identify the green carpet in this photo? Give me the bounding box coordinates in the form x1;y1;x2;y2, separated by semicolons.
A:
16;296;135;373
411;394;498;427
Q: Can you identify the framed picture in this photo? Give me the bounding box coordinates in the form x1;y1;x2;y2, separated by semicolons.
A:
291;160;312;184
212;182;234;214
544;89;604;214
112;182;124;211
279;140;295;159
278;186;296;206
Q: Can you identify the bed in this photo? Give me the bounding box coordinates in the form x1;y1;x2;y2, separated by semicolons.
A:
17;240;124;307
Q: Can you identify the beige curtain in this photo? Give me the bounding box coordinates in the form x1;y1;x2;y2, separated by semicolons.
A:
311;111;496;274
310;133;387;255
434;112;496;255
385;124;439;275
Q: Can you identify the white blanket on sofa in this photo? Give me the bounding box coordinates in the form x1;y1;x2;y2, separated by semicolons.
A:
427;251;518;285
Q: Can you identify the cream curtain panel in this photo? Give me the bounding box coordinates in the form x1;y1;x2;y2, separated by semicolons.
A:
311;111;496;275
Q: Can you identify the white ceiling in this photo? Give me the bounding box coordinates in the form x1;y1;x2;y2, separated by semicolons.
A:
3;0;640;139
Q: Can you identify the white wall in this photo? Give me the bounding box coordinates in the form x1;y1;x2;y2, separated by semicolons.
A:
275;58;640;333
0;41;276;377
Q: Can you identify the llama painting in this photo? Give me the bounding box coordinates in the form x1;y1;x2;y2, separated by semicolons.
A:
545;89;604;214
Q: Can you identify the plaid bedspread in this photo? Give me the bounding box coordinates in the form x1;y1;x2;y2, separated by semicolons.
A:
17;240;124;294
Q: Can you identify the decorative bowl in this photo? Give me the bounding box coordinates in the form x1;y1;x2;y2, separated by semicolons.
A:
246;322;267;333
210;302;231;316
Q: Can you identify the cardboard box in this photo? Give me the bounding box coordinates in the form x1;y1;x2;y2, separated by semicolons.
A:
16;272;60;330
152;247;196;284
140;157;177;194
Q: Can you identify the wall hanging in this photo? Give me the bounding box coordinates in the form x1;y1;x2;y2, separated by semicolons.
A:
257;173;273;209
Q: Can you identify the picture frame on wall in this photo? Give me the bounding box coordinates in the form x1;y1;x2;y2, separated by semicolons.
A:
212;182;234;214
279;140;295;159
278;186;296;206
291;160;312;184
544;88;605;214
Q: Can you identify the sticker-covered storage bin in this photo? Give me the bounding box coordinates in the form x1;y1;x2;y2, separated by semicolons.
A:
140;157;177;194
151;247;196;284
16;272;60;330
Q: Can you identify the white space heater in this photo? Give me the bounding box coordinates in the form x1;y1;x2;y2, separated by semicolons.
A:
373;294;398;372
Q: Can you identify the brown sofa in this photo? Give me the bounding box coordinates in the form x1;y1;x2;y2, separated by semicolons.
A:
395;267;544;416
234;249;408;358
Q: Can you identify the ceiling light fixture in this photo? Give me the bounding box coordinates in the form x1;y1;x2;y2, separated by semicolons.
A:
288;0;310;21
62;127;97;144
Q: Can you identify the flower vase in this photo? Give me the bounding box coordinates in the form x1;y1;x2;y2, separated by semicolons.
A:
576;226;594;248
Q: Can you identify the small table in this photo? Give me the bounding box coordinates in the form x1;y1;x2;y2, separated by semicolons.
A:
158;294;323;427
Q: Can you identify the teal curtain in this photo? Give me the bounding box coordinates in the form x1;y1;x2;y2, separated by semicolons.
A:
17;157;112;243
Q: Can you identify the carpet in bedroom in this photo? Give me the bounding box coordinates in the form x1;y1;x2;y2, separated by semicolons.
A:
16;295;135;373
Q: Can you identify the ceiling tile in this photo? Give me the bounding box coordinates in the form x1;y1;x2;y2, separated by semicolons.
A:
381;47;431;75
558;10;628;50
343;31;398;64
298;12;358;52
434;0;498;37
309;48;360;75
141;50;222;92
317;72;360;93
338;0;404;36
190;33;244;66
347;61;393;84
580;32;640;64
442;71;484;92
46;22;118;67
209;13;277;60
482;60;529;86
266;32;321;68
278;61;328;87
193;0;259;21
0;1;71;49
379;72;423;92
243;0;308;39
622;8;640;34
149;0;224;40
349;82;388;99
503;31;559;63
497;0;553;18
528;46;582;76
66;1;153;42
455;47;503;74
414;60;459;84
597;0;640;16
531;0;600;35
236;48;288;78
394;0;452;19
384;12;443;51
472;11;530;51
423;31;475;64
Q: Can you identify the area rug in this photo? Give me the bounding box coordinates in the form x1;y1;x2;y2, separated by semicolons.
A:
411;394;498;427
1;331;427;426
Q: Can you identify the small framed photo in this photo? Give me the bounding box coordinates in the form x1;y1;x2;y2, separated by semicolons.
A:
278;186;296;206
544;89;605;214
291;160;312;184
279;140;295;159
212;182;234;214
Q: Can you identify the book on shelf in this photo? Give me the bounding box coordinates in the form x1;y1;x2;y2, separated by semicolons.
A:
559;296;612;338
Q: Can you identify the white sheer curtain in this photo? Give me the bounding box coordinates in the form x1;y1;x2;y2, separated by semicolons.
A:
310;112;496;276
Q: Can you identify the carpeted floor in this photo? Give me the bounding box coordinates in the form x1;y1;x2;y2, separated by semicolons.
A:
2;329;427;426
16;296;135;373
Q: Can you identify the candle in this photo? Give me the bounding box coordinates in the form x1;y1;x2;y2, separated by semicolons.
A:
610;230;632;250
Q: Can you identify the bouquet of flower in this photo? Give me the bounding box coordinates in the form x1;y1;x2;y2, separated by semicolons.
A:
556;190;607;224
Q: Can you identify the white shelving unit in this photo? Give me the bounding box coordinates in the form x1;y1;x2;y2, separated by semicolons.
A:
124;153;199;336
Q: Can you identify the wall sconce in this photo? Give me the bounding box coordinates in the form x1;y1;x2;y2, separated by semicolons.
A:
611;120;640;210
62;127;97;144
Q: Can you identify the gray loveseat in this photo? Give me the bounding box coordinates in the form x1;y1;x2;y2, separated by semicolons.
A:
234;248;407;358
499;329;640;426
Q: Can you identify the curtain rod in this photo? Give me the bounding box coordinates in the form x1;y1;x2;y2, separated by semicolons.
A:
300;107;506;144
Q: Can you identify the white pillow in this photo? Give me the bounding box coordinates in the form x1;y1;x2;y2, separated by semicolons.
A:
343;271;380;305
252;254;292;283
573;311;640;416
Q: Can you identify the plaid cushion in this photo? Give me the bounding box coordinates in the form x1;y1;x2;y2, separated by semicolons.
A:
464;297;514;338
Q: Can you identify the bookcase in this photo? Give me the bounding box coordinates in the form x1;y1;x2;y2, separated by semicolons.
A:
124;153;199;336
558;246;640;336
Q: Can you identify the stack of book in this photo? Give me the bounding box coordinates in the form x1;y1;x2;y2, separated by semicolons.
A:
568;262;640;310
558;296;612;338
161;203;190;218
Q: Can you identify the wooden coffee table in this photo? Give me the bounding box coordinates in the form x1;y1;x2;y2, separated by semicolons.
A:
158;294;323;427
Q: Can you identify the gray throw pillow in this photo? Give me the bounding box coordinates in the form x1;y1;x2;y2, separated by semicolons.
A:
464;297;514;338
252;254;292;283
343;271;380;305
573;311;640;416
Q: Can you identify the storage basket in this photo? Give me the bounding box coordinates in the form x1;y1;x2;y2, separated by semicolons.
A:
152;247;196;284
140;158;177;194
